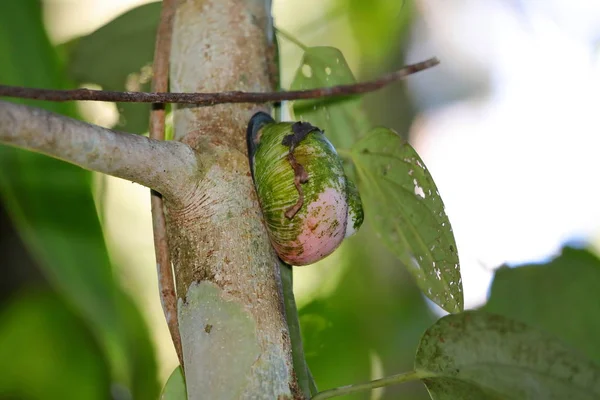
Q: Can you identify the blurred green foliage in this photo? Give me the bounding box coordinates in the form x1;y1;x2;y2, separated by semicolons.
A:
344;0;414;66
0;291;111;399
0;0;158;398
484;247;600;365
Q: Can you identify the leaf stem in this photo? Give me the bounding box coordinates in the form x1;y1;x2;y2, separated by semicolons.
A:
335;148;352;160
275;27;309;51
310;370;430;400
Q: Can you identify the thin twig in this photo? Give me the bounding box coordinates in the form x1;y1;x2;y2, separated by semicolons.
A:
0;58;439;104
149;0;184;368
275;28;308;51
310;370;432;400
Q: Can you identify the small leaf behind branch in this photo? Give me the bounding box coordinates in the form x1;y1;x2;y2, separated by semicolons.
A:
351;127;462;313
415;311;600;399
68;2;161;133
291;46;369;150
161;366;186;400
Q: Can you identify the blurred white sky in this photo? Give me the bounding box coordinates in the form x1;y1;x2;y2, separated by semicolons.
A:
407;0;600;308
42;0;600;379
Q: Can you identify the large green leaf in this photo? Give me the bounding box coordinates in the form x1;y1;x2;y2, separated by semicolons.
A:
68;2;161;134
291;46;370;150
415;311;600;399
0;0;158;397
0;291;111;400
484;247;600;365
351;127;462;313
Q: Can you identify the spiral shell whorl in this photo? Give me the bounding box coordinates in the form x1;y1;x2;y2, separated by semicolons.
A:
247;112;363;265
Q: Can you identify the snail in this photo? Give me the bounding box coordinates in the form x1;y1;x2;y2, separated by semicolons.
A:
247;112;364;266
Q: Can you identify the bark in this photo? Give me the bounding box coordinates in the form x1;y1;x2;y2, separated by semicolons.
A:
167;0;299;399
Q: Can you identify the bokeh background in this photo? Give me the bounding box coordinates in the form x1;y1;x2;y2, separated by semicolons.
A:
2;0;600;399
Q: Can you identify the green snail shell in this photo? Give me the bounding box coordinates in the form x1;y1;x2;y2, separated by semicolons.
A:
247;112;364;266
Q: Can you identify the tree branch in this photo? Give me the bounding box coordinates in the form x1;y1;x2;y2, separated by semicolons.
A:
148;0;184;369
166;1;300;398
0;100;197;199
0;57;439;104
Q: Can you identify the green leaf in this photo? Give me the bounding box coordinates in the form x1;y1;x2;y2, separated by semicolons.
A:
415;311;600;399
351;127;462;313
0;291;111;400
161;366;186;400
68;2;161;133
484;247;600;365
291;46;370;150
0;1;158;397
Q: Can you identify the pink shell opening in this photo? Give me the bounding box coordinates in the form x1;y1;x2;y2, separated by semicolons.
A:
277;187;348;265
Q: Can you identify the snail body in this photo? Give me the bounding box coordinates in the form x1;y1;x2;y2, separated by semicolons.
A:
247;112;363;266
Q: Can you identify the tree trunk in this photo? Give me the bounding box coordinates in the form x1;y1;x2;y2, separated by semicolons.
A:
166;0;299;398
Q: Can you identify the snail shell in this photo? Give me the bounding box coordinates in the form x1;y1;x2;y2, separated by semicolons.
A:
247;112;363;266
